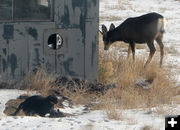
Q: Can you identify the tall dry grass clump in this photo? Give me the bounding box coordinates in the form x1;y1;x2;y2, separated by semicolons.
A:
115;58;175;108
98;33;176;112
20;69;99;106
56;80;95;105
99;57;114;83
19;69;53;96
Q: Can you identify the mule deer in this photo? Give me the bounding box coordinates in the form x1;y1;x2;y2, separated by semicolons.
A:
100;12;166;67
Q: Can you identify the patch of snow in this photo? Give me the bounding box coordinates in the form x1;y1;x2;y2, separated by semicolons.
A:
0;90;180;130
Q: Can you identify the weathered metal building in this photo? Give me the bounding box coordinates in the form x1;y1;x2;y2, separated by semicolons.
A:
0;0;99;82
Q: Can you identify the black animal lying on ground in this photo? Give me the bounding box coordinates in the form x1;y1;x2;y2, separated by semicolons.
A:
11;95;61;117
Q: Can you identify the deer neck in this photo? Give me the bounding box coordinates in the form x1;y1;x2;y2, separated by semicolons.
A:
107;28;122;43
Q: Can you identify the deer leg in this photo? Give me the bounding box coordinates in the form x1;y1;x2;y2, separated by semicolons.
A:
127;44;132;59
144;41;156;68
156;37;164;67
130;42;136;61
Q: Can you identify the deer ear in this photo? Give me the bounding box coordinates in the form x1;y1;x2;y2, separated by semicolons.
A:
109;23;115;31
102;24;107;35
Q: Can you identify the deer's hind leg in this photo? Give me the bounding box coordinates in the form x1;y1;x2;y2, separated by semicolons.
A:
156;36;164;67
144;41;156;68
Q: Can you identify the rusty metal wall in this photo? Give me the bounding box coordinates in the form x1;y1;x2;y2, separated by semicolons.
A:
0;0;99;82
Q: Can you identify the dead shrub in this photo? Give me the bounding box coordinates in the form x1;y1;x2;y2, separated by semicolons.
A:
99;55;175;109
22;70;93;105
155;105;167;115
165;45;179;55
60;82;90;105
99;89;122;120
19;69;53;96
99;61;114;83
142;126;152;130
98;36;176;114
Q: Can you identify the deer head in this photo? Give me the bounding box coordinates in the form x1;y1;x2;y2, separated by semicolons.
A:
100;23;115;50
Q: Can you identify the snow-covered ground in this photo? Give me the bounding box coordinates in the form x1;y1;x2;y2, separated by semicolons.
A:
0;89;180;130
0;0;180;130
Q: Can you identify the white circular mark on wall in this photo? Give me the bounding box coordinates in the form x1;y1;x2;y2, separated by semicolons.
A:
48;33;63;50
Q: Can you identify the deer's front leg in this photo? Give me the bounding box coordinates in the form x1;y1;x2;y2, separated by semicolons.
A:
127;44;132;59
130;42;136;61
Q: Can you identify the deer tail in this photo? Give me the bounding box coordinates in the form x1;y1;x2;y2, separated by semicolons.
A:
158;17;166;34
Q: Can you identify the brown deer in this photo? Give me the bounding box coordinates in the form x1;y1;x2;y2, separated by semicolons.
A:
100;12;166;67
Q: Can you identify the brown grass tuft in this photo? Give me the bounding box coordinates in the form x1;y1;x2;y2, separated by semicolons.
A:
98;35;176;119
19;69;53;96
142;125;152;130
99;60;114;83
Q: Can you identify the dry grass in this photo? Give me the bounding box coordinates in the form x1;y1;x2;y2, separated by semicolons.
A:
104;4;126;10
20;70;97;105
98;60;175;120
165;45;179;55
19;69;53;96
142;126;152;130
98;34;176;120
59;84;97;105
84;123;94;130
100;89;122;120
99;55;175;108
99;60;114;83
155;105;165;115
20;70;101;106
101;15;123;22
